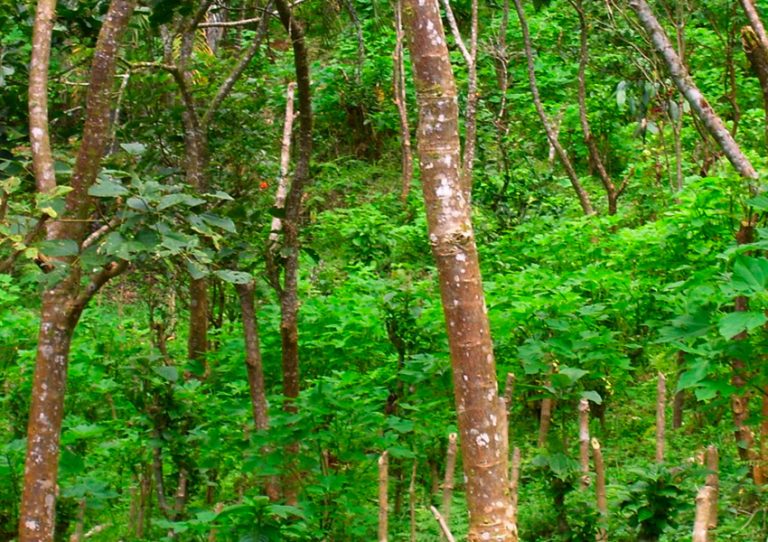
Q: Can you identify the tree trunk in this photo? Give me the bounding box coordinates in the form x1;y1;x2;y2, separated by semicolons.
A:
235;282;269;432
441;433;458;529
273;0;313;504
403;2;515;539
578;398;590;487
393;0;413;202
592;438;607;542
378;451;389;542
739;0;768;54
742;26;768;147
538;396;554;448
19;1;136;539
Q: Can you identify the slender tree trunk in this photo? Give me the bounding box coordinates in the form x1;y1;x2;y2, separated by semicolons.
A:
268;81;296;248
512;0;595;215
403;2;515;539
393;0;413;201
236;282;269;432
538;396;554;448
692;486;716;542
19;2;135;539
705;445;719;532
274;0;313;504
656;373;666;463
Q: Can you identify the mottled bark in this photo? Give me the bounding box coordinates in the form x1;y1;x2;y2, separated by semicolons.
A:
393;0;413;201
403;1;515;539
20;2;136;540
512;0;595;215
578;398;590;487
268;82;297;249
28;0;57;196
629;0;758;180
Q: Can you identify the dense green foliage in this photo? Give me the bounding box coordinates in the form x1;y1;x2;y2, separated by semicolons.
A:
2;0;768;540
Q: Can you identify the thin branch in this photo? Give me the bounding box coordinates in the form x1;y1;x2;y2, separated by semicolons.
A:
199;16;261;28
439;0;472;65
429;506;456;542
68;260;129;320
202;2;272;128
81;217;121;250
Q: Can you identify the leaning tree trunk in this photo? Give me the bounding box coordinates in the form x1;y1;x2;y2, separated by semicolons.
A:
20;3;136;539
403;1;515;540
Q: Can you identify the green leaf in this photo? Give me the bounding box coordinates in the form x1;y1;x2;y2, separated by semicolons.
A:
718;311;767;339
126;197;150;212
731;256;768;295
202;213;236;233
39;239;79;257
153;366;179;382
88;179;129;197
157;193;206;210
120;142;146;155
213;269;252;284
186;260;208;280
675;361;709;391
581;390;602;404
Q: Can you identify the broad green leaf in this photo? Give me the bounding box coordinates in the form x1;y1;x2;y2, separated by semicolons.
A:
731;256;768;294
186;260;208;280
581;390;602;404
153;366;179;382
88;179;129;197
213;269;252;284
120;142;146;155
718;311;767;339
39;239;79;257
675;360;709;392
158;193;206;210
202;213;236;233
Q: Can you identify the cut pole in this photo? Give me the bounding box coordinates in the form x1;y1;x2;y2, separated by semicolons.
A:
509;447;521;535
378;451;389;542
578;398;590;487
592;438;607;542
692;485;716;542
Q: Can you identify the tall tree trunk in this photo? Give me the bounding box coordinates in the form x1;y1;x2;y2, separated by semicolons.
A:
403;2;515;540
236;282;269;431
739;0;768;54
274;0;313;504
19;1;136;539
742;26;768;146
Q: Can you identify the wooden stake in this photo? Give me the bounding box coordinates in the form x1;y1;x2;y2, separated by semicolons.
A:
692;485;716;542
409;460;417;542
591;438;607;542
578;398;591;487
503;373;516;415
705;446;719;531
656;373;666;463
509;446;521;533
378;451;389;542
